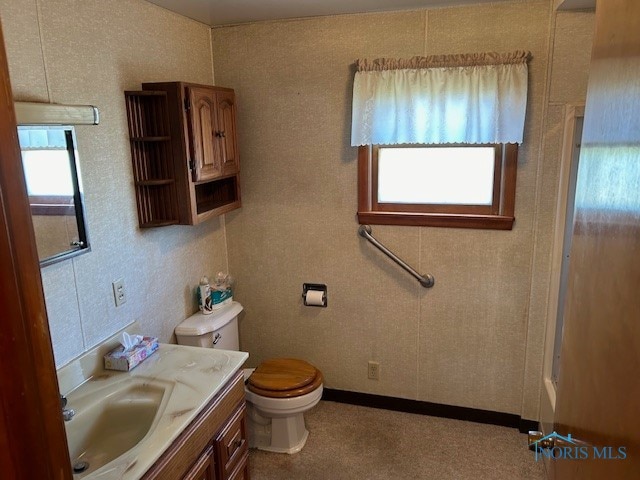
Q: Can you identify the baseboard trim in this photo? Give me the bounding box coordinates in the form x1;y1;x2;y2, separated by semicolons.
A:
518;418;539;434
322;388;537;433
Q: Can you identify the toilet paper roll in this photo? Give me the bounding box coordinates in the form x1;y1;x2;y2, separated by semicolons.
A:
305;290;325;306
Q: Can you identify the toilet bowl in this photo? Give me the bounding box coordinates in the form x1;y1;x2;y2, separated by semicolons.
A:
175;302;323;454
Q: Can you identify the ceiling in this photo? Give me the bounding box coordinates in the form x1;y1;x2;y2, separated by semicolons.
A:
144;0;519;27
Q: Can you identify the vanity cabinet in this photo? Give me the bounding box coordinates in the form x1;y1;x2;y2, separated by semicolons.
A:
141;370;249;480
125;82;241;227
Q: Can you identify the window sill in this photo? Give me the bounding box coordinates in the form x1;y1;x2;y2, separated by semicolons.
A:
357;211;515;230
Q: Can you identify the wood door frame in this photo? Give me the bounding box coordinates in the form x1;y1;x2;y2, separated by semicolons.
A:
0;22;72;479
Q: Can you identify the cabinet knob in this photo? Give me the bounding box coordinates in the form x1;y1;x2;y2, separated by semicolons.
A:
215;130;226;138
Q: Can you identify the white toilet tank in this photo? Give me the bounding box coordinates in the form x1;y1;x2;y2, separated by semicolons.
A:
175;301;243;351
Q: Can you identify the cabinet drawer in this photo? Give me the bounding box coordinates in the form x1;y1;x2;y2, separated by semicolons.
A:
215;405;248;478
227;452;249;480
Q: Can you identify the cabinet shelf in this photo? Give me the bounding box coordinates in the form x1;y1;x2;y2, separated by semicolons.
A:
130;136;171;142
195;176;240;215
135;179;175;186
140;220;179;227
125;91;179;227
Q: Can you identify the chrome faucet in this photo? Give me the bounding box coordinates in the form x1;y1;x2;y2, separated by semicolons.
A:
60;394;75;422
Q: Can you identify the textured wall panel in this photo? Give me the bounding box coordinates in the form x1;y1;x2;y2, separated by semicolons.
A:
215;3;594;415
0;0;49;101
416;0;552;414
0;0;225;366
217;11;426;400
1;0;595;415
549;12;595;104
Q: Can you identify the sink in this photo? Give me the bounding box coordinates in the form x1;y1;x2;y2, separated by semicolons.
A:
64;377;171;477
56;341;249;479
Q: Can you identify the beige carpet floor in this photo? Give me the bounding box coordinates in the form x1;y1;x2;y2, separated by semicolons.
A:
249;401;546;480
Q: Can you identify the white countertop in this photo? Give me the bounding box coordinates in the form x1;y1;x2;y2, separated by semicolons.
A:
61;343;248;479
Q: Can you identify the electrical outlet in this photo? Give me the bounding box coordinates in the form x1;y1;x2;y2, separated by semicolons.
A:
368;361;380;380
112;278;126;307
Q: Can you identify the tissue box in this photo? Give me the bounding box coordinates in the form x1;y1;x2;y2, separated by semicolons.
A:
211;288;233;310
104;336;159;371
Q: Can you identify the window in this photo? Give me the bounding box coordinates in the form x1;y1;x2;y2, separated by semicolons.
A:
21;148;76;216
351;51;528;230
358;143;518;229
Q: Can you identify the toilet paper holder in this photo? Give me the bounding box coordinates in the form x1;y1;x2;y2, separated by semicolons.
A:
302;283;327;307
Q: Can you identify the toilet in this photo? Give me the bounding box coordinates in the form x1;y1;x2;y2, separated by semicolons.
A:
174;302;323;454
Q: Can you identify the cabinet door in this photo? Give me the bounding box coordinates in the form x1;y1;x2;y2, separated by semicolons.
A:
215;91;239;177
183;446;216;480
188;86;222;182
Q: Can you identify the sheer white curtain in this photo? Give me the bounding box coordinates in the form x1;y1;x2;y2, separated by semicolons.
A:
351;51;530;146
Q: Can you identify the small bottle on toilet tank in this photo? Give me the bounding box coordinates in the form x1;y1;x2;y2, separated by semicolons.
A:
198;276;213;315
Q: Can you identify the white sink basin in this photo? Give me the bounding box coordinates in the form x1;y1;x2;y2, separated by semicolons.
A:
65;377;172;477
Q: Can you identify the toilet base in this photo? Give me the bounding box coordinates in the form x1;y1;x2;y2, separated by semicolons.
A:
247;407;310;454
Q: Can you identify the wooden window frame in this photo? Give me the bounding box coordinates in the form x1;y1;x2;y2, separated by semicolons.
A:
358;143;518;230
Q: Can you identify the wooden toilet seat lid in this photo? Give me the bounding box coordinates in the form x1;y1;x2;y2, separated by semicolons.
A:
247;358;323;398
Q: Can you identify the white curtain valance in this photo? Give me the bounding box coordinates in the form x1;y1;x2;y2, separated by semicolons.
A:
351;51;530;146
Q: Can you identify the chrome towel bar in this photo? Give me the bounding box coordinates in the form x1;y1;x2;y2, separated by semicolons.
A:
358;225;435;288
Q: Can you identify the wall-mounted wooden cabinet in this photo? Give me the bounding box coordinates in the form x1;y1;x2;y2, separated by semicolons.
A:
125;82;241;227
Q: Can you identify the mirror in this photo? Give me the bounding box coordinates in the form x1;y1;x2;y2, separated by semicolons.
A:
18;125;90;266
